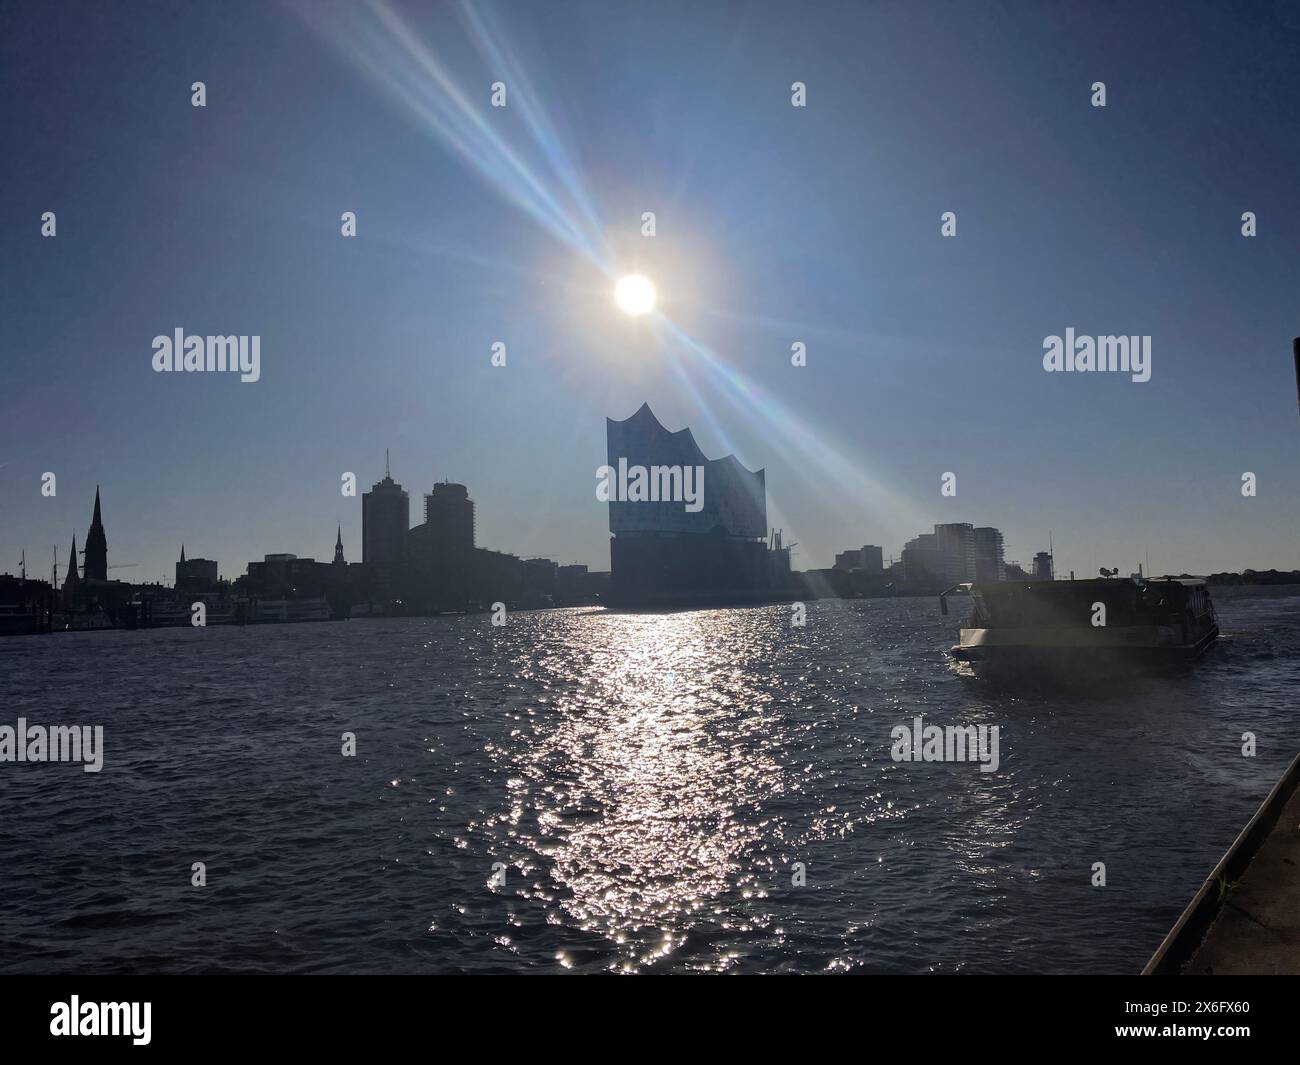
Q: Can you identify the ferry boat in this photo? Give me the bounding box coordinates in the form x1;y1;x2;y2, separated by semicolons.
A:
133;598;249;627
252;597;332;623
941;576;1218;680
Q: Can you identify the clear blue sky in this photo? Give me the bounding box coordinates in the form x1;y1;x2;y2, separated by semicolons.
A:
3;0;1299;583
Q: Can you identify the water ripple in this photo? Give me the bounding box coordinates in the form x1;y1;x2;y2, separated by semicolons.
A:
0;593;1296;973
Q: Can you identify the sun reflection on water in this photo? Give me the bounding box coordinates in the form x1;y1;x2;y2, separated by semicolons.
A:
539;614;784;959
449;601;1095;972
470;609;796;970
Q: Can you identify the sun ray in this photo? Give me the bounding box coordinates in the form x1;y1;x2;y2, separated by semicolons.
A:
298;0;928;558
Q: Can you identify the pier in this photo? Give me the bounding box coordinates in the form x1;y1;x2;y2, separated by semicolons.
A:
1144;750;1300;974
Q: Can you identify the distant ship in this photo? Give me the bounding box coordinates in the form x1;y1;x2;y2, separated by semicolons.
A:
251;597;332;623
141;599;246;626
941;576;1219;680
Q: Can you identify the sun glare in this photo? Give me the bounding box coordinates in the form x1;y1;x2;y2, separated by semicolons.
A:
615;274;656;316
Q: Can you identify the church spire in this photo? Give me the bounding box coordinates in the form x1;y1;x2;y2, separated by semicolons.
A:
334;524;345;565
64;535;80;588
84;486;107;581
180;544;186;563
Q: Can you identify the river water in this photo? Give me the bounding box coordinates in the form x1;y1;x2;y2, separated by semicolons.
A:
1;591;1296;973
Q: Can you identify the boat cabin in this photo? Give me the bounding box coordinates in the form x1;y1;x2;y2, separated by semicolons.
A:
941;577;1215;629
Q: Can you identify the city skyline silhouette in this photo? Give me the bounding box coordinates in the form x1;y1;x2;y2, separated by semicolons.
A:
4;1;1300;582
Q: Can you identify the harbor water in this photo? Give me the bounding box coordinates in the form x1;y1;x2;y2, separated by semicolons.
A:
1;591;1296;973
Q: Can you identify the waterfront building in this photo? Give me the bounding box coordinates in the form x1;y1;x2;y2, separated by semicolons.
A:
401;483;477;610
834;545;884;573
605;403;782;606
0;573;54;635
176;545;219;592
245;553;331;598
935;523;976;583
902;532;941;584
362;455;410;604
900;524;1007;587
521;557;557;600
556;563;589;603
606;403;766;539
404;483;474;606
973;527;1007;582
423;482;475;556
1033;551;1055;580
362;454;410;569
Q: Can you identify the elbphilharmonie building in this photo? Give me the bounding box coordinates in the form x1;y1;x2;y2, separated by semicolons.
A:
605;403;767;539
604;404;791;606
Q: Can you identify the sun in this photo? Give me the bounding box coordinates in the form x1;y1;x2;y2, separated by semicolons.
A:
614;274;656;316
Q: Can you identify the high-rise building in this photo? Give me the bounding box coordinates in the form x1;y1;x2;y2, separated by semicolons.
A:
973;527;1006;582
423;482;475;555
934;522;976;583
401;481;476;609
902;532;940;583
1033;551;1054;580
833;545;884;573
83;486;107;581
859;545;884;575
362;453;410;568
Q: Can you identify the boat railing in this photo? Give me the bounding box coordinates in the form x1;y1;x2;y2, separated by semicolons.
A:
938;583;972;617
